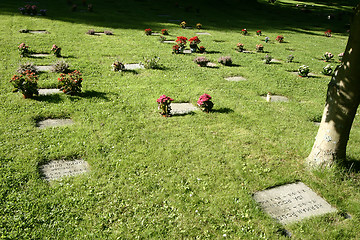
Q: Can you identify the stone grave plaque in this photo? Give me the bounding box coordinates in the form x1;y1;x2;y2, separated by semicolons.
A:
38;89;62;95
253;182;337;225
35;65;53;72
29;53;50;57
170;103;198;115
124;63;144;70
37;119;74;129
225;76;247;81
261;95;289;102
195;32;211;35
40;159;90;181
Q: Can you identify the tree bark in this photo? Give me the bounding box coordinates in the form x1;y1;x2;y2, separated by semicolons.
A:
307;4;360;168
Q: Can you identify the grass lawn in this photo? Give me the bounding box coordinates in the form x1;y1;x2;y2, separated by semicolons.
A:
1;0;360;238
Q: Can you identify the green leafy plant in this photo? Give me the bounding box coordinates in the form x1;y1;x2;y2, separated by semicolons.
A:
193;56;210;67
9;70;38;98
264;54;272;64
298;65;310;77
51;44;62;57
157;95;173;117
218;56;232;66
51;60;70;73
57;70;83;95
322;64;333;76
197;93;214;112
17;62;38;75
142;56;161;69
112;60;125;72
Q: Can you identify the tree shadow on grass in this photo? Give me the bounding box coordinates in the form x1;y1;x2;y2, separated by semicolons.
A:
34;94;63;103
339;157;360;173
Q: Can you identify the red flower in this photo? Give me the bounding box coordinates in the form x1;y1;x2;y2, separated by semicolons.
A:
189;36;201;44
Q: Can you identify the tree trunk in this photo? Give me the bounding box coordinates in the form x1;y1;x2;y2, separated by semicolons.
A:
307;4;360;168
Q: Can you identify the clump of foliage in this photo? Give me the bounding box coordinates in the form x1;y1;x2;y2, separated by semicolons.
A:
144;28;152;35
57;70;83;95
323;52;334;62
256;30;262;36
218;56;232;66
242;28;247;35
157;95;173;117
193;56;210;67
264;54;272;64
9;70;39;98
161;29;168;35
51;60;70;73
275;35;284;42
86;29;95;35
324;29;332;37
104;30;113;35
180;21;186;28
17;62;38;75
287;54;294;62
197;94;214;112
256;44;264;52
236;43;244;52
199;46;206;53
142;56;161;69
196;23;202;29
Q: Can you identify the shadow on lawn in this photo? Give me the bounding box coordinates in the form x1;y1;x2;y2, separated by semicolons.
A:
80;90;109;100
339;157;360;173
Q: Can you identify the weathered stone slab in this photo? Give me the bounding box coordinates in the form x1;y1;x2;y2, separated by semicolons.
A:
29;30;49;34
195;32;211;35
163;40;176;43
183;49;192;54
38;89;62;95
40;159;90;181
261;95;289;102
170;103;198;115
37;119;74;129
124;63;144;70
225;76;247;81
30;53;50;57
206;62;217;67
253;182;337;225
35;65;53;72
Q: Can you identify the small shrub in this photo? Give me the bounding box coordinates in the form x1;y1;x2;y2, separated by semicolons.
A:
194;57;210;67
112;60;125;72
176;36;187;48
86;29;95;35
218;56;232;66
142;56;161;69
197;94;214;113
51;60;70;73
57;70;83;95
298;65;310;77
236;43;244;52
18;43;30;57
17;62;37;75
322;64;333;76
264;55;272;64
104;30;113;35
9;70;39;98
287;55;294;62
199;46;206;53
161;29;168;35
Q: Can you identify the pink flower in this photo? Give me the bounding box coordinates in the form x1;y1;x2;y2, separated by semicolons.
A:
157;95;173;103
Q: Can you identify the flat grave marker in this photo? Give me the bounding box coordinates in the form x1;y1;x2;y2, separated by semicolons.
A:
29;53;50;57
195;32;211;35
29;30;49;34
225;76;247;81
37;118;74;129
163;40;176;43
170;103;198;115
124;63;144;70
261;95;289;102
40;159;90;181
253;182;337;225
35;65;53;72
38;89;62;95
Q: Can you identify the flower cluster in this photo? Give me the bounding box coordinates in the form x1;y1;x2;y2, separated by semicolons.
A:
256;44;264;52
196;23;202;29
199;46;206;53
161;29;168;35
51;44;61;57
112;60;125;72
189;36;201;45
236;43;244;52
18;43;30;57
197;94;214;112
265;37;270;43
157;95;174;117
322;64;333;76
176;36;188;47
298;65;310;77
256;30;262;36
324;29;332;37
57;70;83;95
9;70;39;98
145;28;152;35
275;35;284;42
264;54;272;64
242;29;247;35
338;52;344;61
180;21;187;28
25;5;37;15
172;45;180;54
218;56;232;66
323;52;334;62
287;54;294;63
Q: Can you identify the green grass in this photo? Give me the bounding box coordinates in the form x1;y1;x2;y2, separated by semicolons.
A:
1;0;360;239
